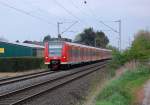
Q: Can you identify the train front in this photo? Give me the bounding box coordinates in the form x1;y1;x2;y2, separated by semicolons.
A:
44;41;66;70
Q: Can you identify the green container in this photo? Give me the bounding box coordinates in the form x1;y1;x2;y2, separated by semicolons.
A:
0;42;33;57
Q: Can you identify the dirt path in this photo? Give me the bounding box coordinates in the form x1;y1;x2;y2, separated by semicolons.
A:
142;80;150;105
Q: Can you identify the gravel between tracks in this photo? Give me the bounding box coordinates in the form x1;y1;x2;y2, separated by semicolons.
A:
0;71;67;95
0;63;101;96
20;67;108;105
0;69;46;79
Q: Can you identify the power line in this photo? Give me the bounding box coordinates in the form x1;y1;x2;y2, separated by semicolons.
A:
99;21;118;33
61;21;78;34
22;0;79;27
82;1;116;31
52;0;88;26
69;0;99;27
70;0;112;31
69;0;116;36
70;0;90;17
83;1;122;50
0;1;55;26
53;0;80;20
21;0;56;20
77;1;110;30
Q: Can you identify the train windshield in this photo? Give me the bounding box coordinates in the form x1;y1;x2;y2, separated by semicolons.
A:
49;41;63;56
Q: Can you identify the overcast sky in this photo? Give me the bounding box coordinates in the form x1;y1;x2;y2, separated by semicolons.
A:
0;0;150;49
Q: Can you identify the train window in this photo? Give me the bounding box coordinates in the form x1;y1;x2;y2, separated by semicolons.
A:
69;47;72;57
49;48;62;56
48;41;62;56
75;48;78;57
72;47;74;57
74;48;77;57
72;47;78;57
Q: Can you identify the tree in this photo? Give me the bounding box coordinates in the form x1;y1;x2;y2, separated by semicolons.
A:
74;28;96;46
74;27;109;48
43;35;51;42
129;30;150;60
16;40;20;43
95;31;109;48
107;45;119;52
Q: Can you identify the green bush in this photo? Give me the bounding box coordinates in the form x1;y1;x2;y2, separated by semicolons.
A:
106;48;129;77
130;30;150;60
0;57;46;72
107;30;150;75
101;30;150;105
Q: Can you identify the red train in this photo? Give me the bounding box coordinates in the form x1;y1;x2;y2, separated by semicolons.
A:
44;41;112;69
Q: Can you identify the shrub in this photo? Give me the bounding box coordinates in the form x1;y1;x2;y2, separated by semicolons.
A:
107;30;150;73
107;48;128;77
130;30;150;60
0;57;46;72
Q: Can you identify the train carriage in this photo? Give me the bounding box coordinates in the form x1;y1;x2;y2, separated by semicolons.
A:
44;41;112;70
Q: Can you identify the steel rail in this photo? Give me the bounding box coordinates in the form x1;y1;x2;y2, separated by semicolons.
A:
0;70;58;86
0;70;49;82
0;61;107;105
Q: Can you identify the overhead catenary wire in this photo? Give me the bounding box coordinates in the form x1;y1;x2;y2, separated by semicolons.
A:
0;1;55;26
52;0;88;26
69;0;91;18
22;1;53;16
61;21;78;34
21;0;80;34
99;21;118;33
21;0;60;21
81;1;122;50
22;0;80;27
83;1;119;33
81;1;114;30
53;0;80;20
21;0;82;37
69;0;108;30
71;0;112;31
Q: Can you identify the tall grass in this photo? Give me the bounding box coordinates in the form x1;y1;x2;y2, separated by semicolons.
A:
96;65;150;105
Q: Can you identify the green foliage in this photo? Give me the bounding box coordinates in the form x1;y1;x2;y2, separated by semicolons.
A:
75;28;96;46
107;46;127;71
43;35;51;42
74;27;109;48
129;30;150;60
0;57;46;72
95;31;109;48
106;46;123;76
97;30;150;105
108;30;150;72
96;65;150;105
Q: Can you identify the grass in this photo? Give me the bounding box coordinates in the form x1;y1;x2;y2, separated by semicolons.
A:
95;65;150;105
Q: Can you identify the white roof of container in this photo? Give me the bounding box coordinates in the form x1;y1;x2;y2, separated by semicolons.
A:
0;40;44;49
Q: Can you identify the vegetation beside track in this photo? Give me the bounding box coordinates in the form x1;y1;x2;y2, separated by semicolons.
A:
95;30;150;105
0;57;46;72
96;65;150;105
107;30;150;75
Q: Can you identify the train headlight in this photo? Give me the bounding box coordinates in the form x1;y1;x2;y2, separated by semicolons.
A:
63;56;66;59
45;56;48;59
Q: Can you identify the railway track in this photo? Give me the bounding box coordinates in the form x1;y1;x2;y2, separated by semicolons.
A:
0;61;107;105
0;70;48;81
0;70;58;86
